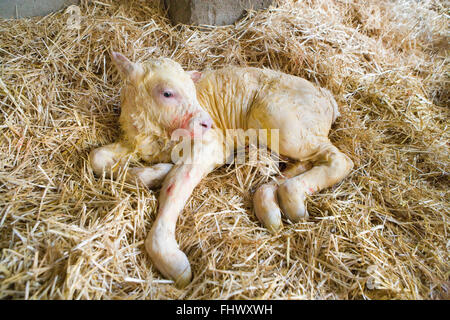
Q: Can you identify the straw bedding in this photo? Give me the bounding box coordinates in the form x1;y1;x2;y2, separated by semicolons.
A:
0;0;448;299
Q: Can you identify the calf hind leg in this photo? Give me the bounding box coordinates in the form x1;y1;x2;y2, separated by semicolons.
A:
253;161;312;233
254;142;353;230
277;142;353;222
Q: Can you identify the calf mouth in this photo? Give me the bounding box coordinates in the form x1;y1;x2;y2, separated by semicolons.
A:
170;112;213;140
185;111;213;136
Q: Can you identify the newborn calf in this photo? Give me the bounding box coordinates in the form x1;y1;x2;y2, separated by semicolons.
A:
89;52;353;287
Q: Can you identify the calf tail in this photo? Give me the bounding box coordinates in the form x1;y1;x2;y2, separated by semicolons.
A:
320;88;340;123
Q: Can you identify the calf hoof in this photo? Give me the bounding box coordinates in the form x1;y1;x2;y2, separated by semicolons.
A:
145;229;192;288
174;263;192;288
253;183;282;233
127;164;173;188
277;180;309;222
89;148;116;176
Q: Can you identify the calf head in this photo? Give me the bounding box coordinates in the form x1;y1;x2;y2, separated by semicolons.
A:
111;51;212;139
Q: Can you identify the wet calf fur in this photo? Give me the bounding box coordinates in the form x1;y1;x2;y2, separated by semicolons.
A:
89;52;353;287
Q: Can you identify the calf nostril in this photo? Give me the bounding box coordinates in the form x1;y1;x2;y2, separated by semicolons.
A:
200;122;210;129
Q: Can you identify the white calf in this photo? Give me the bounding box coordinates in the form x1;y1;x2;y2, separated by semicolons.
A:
89;52;353;287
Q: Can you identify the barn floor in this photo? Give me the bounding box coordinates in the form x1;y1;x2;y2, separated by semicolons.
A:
0;0;448;299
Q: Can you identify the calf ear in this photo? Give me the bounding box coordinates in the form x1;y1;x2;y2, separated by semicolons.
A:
187;70;202;83
110;51;144;81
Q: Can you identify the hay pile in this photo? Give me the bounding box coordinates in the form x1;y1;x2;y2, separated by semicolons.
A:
0;0;448;299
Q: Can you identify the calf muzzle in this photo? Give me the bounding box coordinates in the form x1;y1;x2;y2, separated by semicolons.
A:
187;111;213;137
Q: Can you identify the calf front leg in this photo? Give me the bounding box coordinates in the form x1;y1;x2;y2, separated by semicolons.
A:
145;161;217;287
126;163;173;188
89;141;132;177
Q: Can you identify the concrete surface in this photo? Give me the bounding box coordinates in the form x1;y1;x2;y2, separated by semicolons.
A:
0;0;79;19
163;0;273;26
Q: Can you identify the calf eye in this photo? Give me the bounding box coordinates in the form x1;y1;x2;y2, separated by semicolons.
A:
163;91;173;98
